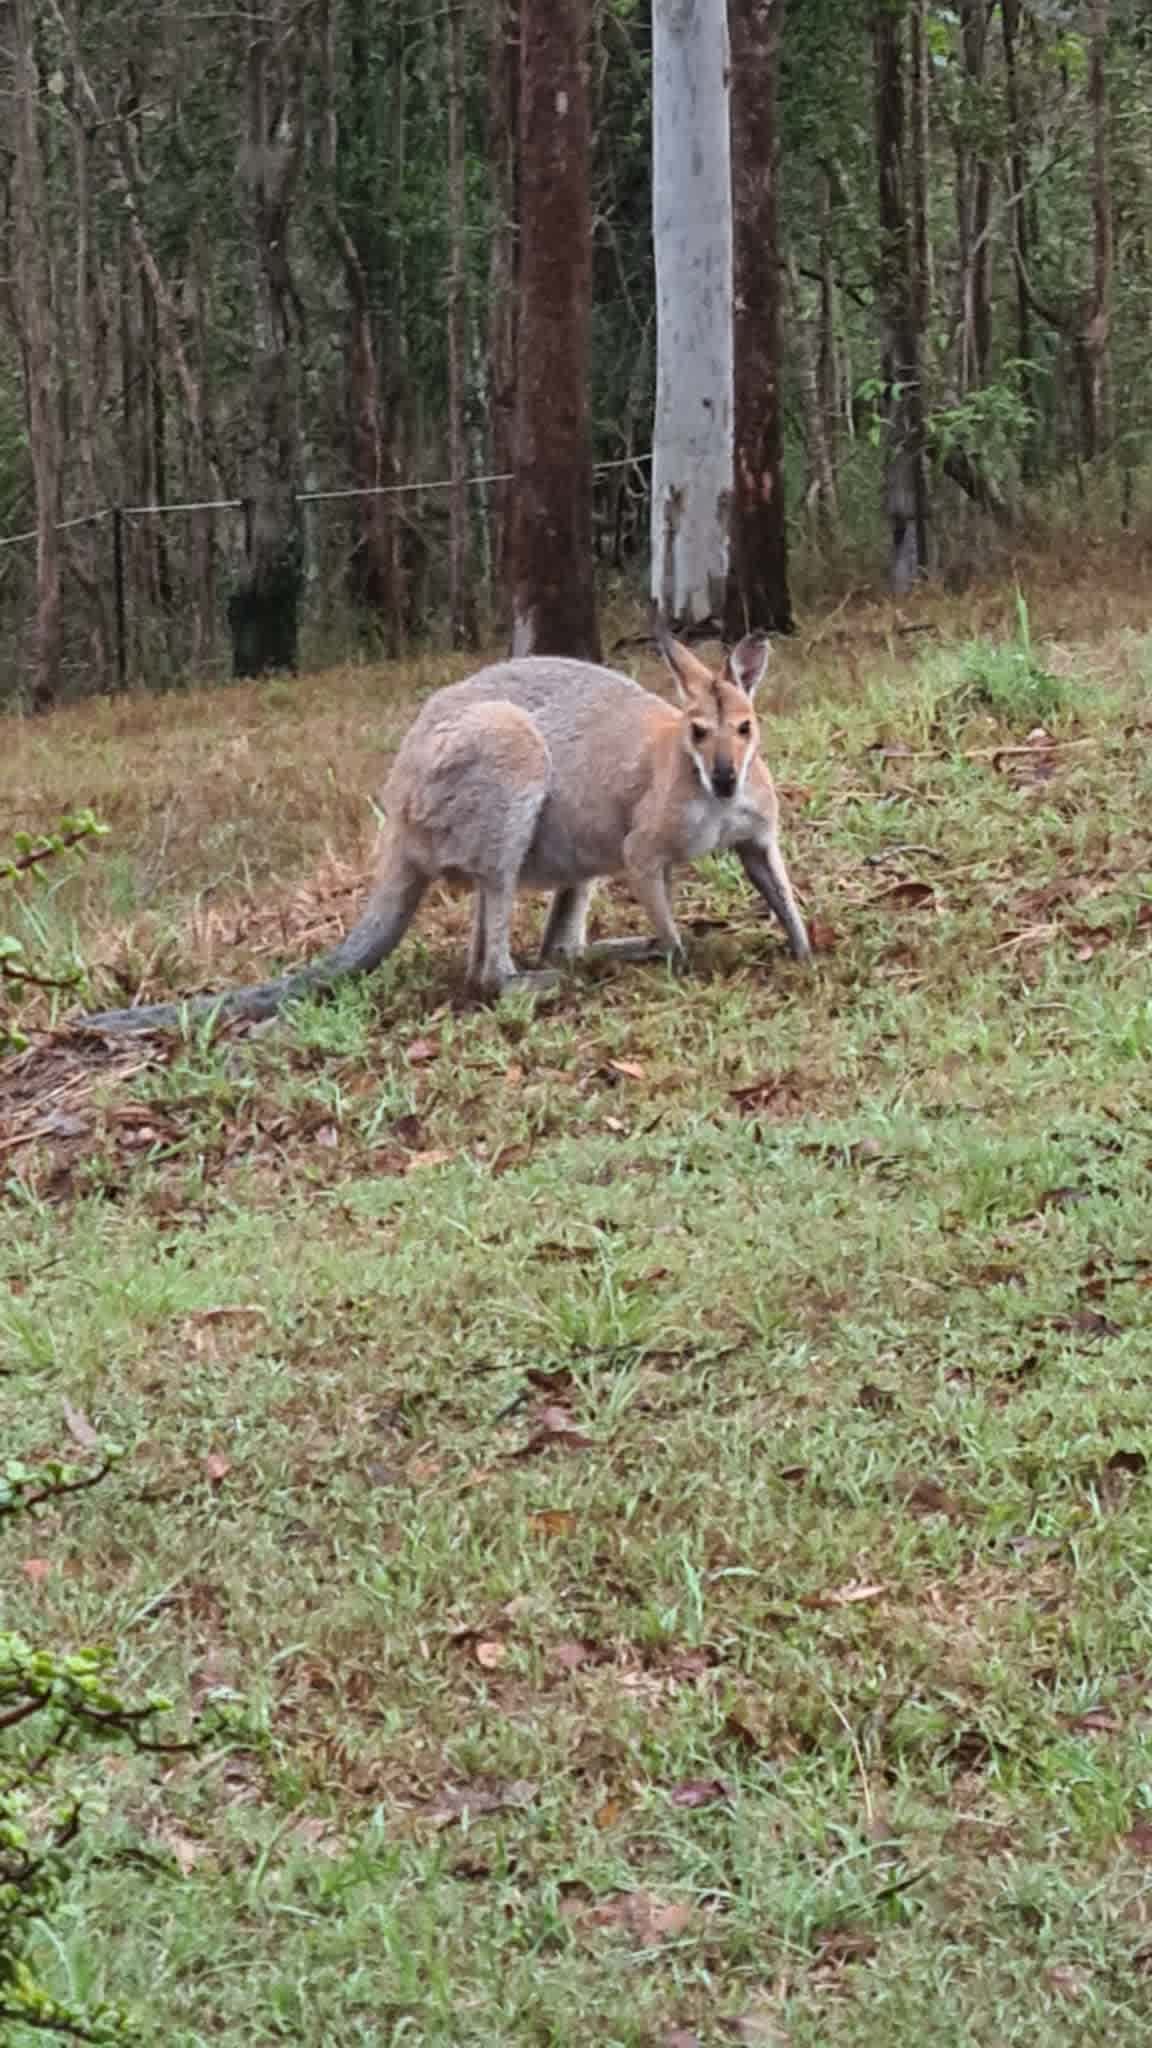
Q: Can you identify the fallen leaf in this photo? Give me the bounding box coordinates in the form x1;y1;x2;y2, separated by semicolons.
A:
21;1557;53;1585
1049;1308;1122;1340
856;1382;897;1413
153;1825;209;1875
314;1123;339;1149
201;1453;232;1484
62;1399;100;1452
815;1927;879;1964
570;1889;694;1947
512;1405;596;1458
595;1796;624;1829
606;1058;646;1082
549;1639;599;1672
807;918;838;953
405;1037;440;1064
185;1304;270;1326
660;2031;704;2048
779;1464;809;1485
1034;1184;1093;1212
872;879;936;909
667;1777;733;1809
800;1581;887;1609
897;1476;961;1518
1066;1706;1122;1735
489;1142;533;1176
1104;1448;1146;1478
1123;1820;1152;1857
528;1509;577;1538
404;1148;454;1173
721;2012;791;2044
425;1778;539;1829
1044;1964;1091;2001
474;1639;508;1670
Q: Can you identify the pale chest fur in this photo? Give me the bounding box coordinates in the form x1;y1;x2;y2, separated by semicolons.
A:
668;787;768;861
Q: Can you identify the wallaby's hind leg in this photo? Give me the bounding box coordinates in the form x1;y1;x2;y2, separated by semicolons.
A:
737;839;811;963
467;785;558;996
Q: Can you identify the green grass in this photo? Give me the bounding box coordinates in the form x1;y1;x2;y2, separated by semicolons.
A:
4;612;1152;2043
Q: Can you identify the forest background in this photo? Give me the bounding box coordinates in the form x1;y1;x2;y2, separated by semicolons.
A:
0;0;1143;707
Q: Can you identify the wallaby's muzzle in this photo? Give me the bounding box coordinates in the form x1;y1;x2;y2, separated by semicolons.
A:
711;757;737;799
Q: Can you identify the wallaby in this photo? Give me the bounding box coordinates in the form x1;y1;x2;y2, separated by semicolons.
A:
80;627;810;1034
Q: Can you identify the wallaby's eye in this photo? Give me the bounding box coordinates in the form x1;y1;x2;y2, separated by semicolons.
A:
690;722;709;745
737;721;752;737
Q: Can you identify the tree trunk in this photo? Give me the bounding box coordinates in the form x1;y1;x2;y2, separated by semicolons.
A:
228;18;306;679
1076;0;1113;463
650;0;733;628
487;0;520;609
333;0;402;642
507;0;600;661
725;0;791;639
955;1;992;391
1000;0;1037;476
447;0;477;648
7;0;63;709
872;1;929;593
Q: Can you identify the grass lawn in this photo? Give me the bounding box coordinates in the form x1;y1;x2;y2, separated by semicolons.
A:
3;582;1152;2044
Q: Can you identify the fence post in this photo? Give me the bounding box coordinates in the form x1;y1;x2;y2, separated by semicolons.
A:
111;507;127;690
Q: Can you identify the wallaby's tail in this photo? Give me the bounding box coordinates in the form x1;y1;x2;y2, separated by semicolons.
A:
76;857;428;1037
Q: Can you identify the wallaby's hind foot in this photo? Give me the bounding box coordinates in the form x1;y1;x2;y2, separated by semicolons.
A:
581;936;686;966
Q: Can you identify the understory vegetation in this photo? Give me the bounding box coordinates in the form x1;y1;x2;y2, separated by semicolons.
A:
3;578;1152;2044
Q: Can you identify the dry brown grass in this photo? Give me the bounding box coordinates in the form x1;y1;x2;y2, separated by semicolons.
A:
1;567;1148;1011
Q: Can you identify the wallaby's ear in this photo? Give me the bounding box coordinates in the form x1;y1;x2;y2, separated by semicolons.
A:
650;603;716;704
725;632;771;700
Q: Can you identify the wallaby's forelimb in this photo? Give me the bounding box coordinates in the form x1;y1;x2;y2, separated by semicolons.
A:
78;863;427;1036
737;843;811;962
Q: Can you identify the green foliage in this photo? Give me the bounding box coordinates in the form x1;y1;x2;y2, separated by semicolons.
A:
928;374;1040;475
0;1458;164;2042
952;588;1072;728
1;813;106;1054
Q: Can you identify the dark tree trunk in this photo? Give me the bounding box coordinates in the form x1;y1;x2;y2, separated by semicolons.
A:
725;0;792;639
228;18;306;679
1001;0;1038;476
8;0;63;709
507;0;600;661
871;1;929;593
335;0;402;639
1077;0;1113;463
955;1;992;390
487;0;520;607
447;0;477;648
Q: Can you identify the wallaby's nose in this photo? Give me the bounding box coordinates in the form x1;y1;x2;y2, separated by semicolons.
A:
712;761;737;799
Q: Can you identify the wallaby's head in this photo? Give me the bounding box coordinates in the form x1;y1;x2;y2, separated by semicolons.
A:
654;625;770;802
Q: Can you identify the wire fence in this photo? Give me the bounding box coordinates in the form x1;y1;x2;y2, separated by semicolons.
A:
0;455;653;702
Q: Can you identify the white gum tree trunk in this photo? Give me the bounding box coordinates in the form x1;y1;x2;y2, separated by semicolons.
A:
650;0;733;628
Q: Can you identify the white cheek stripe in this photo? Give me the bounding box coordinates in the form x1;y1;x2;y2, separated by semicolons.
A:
688;744;713;795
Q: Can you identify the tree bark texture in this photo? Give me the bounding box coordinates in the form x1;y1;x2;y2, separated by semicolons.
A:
955;0;992;391
872;0;929;593
446;0;477;648
725;0;791;638
228;16;307;679
508;0;600;661
1077;0;1113;462
651;0;733;628
1000;0;1038;474
7;0;64;708
487;0;520;607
